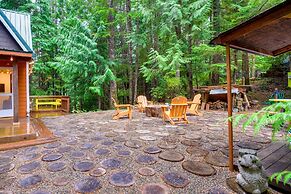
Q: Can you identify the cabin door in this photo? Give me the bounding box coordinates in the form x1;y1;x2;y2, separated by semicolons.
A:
0;68;13;117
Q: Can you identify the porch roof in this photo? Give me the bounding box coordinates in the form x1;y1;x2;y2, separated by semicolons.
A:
0;9;33;56
210;1;291;56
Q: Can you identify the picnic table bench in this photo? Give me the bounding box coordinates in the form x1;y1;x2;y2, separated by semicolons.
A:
35;98;61;111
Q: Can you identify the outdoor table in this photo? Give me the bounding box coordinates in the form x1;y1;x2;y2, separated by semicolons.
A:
145;105;167;118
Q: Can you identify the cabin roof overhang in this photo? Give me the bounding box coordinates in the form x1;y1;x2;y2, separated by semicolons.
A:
210;1;291;56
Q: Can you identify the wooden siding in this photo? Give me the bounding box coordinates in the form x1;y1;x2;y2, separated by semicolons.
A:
18;62;26;118
0;20;22;51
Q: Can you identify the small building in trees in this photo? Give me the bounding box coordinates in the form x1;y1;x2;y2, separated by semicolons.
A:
0;9;33;123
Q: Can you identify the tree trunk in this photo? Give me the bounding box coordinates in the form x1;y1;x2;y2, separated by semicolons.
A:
133;19;140;103
108;0;117;108
233;49;238;84
211;0;221;85
187;24;193;99
174;0;182;79
251;55;256;78
126;0;133;104
242;52;250;85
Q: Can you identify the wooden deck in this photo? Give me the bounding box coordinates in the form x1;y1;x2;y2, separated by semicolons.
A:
0;117;57;151
258;142;291;193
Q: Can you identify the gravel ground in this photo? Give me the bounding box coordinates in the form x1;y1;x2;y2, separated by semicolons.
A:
0;110;284;194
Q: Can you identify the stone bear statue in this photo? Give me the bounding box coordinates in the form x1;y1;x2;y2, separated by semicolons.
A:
236;149;268;194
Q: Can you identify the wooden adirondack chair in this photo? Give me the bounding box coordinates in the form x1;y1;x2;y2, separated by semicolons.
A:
161;96;189;125
112;98;132;120
137;95;148;112
187;94;203;116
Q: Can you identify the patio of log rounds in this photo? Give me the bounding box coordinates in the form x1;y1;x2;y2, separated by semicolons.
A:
0;110;287;193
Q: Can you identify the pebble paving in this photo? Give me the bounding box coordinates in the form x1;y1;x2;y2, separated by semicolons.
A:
0;110;282;193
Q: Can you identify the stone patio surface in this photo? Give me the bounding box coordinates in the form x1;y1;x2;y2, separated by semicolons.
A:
0;110;282;193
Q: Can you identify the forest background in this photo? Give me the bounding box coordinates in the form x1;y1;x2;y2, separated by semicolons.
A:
0;0;287;111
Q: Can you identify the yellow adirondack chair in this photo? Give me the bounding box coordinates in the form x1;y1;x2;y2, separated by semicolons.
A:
112;98;132;120
161;96;189;125
187;94;203;116
137;95;148;112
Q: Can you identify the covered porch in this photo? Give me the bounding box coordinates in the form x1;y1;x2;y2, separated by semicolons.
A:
211;1;291;192
0;9;58;149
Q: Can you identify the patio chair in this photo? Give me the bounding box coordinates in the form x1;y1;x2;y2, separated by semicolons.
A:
112;98;132;120
187;94;203;116
161;96;189;125
137;95;148;112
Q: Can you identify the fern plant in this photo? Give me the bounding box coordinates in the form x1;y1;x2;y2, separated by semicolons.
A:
233;102;291;186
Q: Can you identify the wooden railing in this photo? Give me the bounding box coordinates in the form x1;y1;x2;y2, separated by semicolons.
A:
30;96;70;113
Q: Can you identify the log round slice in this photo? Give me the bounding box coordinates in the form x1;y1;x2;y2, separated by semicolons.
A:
44;142;61;149
141;183;169;194
208;188;229;194
109;171;135;187
154;132;169;137
57;146;73;153
162;136;179;144
0;163;15;174
113;129;127;133
30;190;51;194
22;153;41;161
124;140;144;149
53;176;70;186
184;134;202;141
136;155;157;165
113;137;127;142
0;156;12;165
157;142;177;150
47;162;66;172
42;153;63;162
181;140;199;147
221;148;239;158
209;141;228;148
250;137;271;144
95;148;110;156
237;141;262;150
70;151;85;159
158;151;184;162
117;150;132;157
138;167;156;176
100;158;122;169
204;151;229;167
171;130;185;135
143;146;162;154
135;130;151;134
17;161;40;174
182;161;216;176
186;147;208;157
202;144;218;151
90;167;106;177
226;177;246;194
161;172;189;188
80;143;95;149
101;140;114;146
140;136;157;141
18;175;42;189
73;161;95;172
74;177;102;193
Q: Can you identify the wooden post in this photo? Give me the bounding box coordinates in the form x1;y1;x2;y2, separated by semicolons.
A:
226;44;234;171
13;62;19;123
